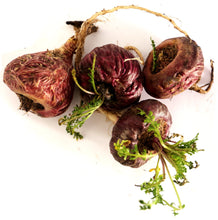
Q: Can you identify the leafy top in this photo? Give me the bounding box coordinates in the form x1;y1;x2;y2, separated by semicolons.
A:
150;38;157;72
58;55;104;139
114;109;202;215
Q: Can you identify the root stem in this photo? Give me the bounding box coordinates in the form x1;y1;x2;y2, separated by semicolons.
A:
190;59;214;94
124;45;144;65
75;4;190;69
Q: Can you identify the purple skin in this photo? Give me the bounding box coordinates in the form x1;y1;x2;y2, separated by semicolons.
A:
78;44;143;111
110;99;172;168
3;36;77;117
142;37;204;99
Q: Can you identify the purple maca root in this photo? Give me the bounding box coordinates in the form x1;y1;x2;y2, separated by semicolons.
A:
3;36;77;117
77;44;143;111
142;37;213;99
110;99;172;168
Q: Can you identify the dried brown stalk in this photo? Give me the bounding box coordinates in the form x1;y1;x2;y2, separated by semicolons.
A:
74;5;190;69
73;4;213;98
189;59;214;94
124;46;145;65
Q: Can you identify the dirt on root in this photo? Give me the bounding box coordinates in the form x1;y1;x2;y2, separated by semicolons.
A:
152;45;178;74
17;94;44;112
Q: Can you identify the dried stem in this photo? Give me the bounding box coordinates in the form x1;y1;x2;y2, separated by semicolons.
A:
97;107;124;124
66;21;83;34
75;4;190;69
189;59;214;94
124;46;144;65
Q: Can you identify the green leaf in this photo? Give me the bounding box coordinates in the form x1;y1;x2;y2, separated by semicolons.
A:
58;96;103;139
114;109;202;215
59;53;103;139
88;54;99;95
114;139;154;161
150;37;157;72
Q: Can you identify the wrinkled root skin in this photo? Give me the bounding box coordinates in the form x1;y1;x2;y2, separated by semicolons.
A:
110;99;172;168
3;51;74;117
142;37;204;99
78;44;143;111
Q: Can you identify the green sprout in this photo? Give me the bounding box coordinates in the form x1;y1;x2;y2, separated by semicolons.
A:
114;110;202;215
150;37;157;72
58;54;104;139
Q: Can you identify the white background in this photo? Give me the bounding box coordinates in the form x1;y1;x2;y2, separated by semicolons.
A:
0;0;217;219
